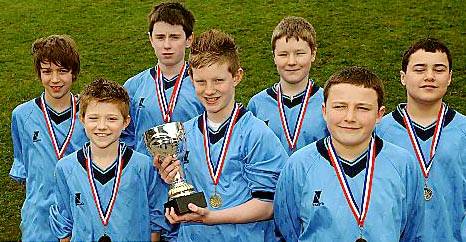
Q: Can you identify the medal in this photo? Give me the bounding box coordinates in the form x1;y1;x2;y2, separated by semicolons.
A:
401;104;446;202
326;136;376;240
209;193;222;208
85;143;125;238
98;234;111;242
152;62;189;123
202;103;241;209
40;92;77;160
277;81;313;150
424;185;433;201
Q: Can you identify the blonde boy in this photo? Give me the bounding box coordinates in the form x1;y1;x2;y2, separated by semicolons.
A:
159;29;287;242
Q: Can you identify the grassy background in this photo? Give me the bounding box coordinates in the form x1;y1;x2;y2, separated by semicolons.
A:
0;0;464;239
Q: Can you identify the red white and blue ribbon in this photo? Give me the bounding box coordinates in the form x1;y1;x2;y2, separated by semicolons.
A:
202;103;241;185
401;104;447;178
277;81;313;150
40;93;77;160
153;62;189;123
85;143;125;226
326;136;376;227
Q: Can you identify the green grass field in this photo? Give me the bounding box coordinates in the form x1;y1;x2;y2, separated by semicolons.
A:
0;0;464;239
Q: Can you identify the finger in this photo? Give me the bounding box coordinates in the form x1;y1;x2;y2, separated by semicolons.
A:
153;155;161;169
188;203;205;216
160;156;176;170
165;208;176;224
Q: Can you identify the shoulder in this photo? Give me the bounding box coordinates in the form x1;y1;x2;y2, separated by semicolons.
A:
12;98;39;123
284;142;321;174
56;149;81;171
237;111;272;134
448;109;466;135
124;68;152;88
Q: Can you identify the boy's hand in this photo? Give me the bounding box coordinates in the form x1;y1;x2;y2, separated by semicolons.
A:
153;155;181;184
165;203;211;224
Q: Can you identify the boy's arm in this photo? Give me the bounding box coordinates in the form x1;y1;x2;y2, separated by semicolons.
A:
274;159;301;242
151;232;160;242
246;97;258;115
165;198;272;224
9;111;26;183
49;165;74;239
460;139;466;241
400;154;425;242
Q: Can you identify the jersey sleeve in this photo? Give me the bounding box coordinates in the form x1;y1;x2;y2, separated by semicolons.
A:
274;156;302;241
121;79;136;148
49;164;73;239
246;97;258;116
9;109;26;182
146;161;178;241
400;153;425;242
242;122;288;201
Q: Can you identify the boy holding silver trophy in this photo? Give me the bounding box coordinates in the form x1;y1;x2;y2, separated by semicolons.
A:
49;79;171;241
154;29;288;242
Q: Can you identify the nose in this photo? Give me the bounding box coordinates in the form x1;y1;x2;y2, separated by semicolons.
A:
51;70;60;83
425;68;435;81
344;108;356;122
163;37;171;49
287;54;297;66
204;81;216;95
97;118;107;130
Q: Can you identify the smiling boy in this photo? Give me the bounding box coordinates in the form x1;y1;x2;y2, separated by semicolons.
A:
9;35;87;241
274;67;424;241
49;78;169;241
248;16;328;155
377;38;466;241
123;2;203;153
159;29;287;242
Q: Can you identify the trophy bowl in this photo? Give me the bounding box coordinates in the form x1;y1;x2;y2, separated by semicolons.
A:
144;122;207;215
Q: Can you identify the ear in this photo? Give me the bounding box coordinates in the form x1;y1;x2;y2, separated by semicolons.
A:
311;49;317;63
123;115;131;129
376;106;386;124
186;33;194;48
400;70;406;86
447;70;452;86
321;102;327;122
148;33;156;48
233;68;244;87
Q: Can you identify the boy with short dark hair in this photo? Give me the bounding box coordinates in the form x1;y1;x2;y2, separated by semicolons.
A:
248;16;328;155
377;38;466;241
123;2;203;153
160;29;288;242
49;78;170;241
274;66;424;241
9;35;88;241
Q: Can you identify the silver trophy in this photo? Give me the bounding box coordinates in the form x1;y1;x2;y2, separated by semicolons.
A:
144;122;206;215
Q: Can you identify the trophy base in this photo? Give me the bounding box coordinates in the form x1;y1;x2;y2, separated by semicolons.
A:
164;191;207;215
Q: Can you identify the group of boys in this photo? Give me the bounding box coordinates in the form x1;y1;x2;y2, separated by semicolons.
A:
9;2;465;242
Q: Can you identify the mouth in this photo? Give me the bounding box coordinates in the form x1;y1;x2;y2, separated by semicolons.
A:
162;53;174;57
94;133;110;137
420;85;438;89
339;126;360;131
50;86;63;92
204;97;220;104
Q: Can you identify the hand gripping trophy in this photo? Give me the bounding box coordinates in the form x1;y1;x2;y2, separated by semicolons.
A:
144;122;207;215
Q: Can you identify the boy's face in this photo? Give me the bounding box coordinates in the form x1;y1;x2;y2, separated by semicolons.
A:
40;61;73;101
274;36;315;85
401;49;451;105
81;100;130;150
191;62;242;121
149;21;193;68
322;83;385;150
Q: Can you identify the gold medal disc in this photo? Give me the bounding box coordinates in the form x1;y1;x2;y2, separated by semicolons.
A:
424;186;433;201
209;193;222;208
